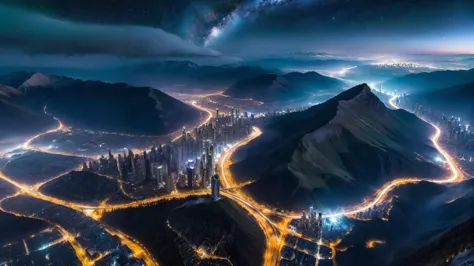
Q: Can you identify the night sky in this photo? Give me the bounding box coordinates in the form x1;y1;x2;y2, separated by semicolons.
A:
0;0;473;68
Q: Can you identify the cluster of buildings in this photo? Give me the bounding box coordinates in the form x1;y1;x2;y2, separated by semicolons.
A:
398;96;474;161
296;207;324;239
81;106;252;199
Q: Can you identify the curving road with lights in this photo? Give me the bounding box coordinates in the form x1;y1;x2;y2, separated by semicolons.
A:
0;94;464;266
324;96;462;218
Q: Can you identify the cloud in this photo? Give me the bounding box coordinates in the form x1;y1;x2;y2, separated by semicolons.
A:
0;5;219;58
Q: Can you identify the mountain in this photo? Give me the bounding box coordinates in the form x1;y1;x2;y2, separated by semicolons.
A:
339;63;435;83
114;61;278;90
0;72;200;135
333;179;474;266
381;68;474;93
224;71;346;103
231;84;444;210
407;81;474;120
0;84;56;138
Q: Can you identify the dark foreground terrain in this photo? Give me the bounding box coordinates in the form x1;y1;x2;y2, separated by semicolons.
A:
103;197;265;266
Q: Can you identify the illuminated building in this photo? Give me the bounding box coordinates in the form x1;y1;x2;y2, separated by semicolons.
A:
152;164;162;184
187;160;195;189
211;174;220;200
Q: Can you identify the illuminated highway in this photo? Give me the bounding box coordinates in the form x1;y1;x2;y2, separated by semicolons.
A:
0;93;464;266
212;95;464;266
324;96;462;218
170;98;214;142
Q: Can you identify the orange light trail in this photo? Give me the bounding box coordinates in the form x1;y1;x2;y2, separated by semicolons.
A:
323;96;462;218
366;239;385;248
219;126;262;188
170;100;214;142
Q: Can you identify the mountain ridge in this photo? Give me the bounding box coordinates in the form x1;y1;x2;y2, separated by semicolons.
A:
224;71;346;103
381;68;474;93
231;84;444;210
0;72;201;135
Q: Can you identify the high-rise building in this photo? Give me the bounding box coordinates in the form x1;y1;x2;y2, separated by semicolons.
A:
211;174;220;200
145;158;152;181
152;164;162;184
166;168;174;192
186;160;195;189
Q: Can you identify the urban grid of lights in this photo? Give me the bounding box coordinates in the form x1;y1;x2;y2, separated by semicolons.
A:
0;94;463;266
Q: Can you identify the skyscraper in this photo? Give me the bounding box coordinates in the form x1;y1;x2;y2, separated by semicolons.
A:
211;174;220;200
186;160;195;189
166;164;174;192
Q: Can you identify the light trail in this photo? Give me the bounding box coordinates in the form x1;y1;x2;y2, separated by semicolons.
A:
36;236;67;251
0;198;94;266
22;239;29;255
324;96;462;218
216;126;281;266
0;169;163;265
166;220;233;264
219;126;262;188
221;192;280;266
170;100;214;142
9;94;458;266
0;100;214;266
214;95;464;266
104;227;158;266
366;239;385;248
23;107;67;151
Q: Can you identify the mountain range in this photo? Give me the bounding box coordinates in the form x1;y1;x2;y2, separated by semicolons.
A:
0;72;201;135
231;84;444;210
407;81;474;120
224;71;346;103
381;68;474;93
113;61;278;91
340;63;435;83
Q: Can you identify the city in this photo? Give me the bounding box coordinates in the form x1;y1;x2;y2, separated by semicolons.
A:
1;1;474;266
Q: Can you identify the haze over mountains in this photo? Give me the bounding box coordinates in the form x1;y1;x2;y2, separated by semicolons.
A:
407;81;474;120
112;61;278;91
381;68;474;93
231;84;444;210
340;63;436;83
0;83;56;139
0;72;201;135
224;71;346;103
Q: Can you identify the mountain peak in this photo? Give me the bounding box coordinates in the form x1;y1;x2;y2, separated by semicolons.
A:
339;83;385;112
16;72;77;92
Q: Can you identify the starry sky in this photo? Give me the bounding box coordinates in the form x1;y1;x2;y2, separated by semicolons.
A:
0;0;473;69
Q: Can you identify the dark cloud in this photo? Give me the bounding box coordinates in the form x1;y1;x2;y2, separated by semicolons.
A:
0;0;243;44
0;5;219;58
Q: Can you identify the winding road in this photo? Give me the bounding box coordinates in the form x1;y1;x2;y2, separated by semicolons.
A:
0;94;464;266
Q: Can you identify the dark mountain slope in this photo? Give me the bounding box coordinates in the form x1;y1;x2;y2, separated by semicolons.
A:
407;81;474;119
0;72;200;135
231;84;444;210
0;84;55;138
224;71;346;103
381;68;474;93
115;61;277;90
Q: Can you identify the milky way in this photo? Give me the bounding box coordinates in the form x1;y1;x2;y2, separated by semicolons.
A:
204;0;297;46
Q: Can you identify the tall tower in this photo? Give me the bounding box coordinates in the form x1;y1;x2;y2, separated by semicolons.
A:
186;160;195;189
211;174;220;200
231;107;235;126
